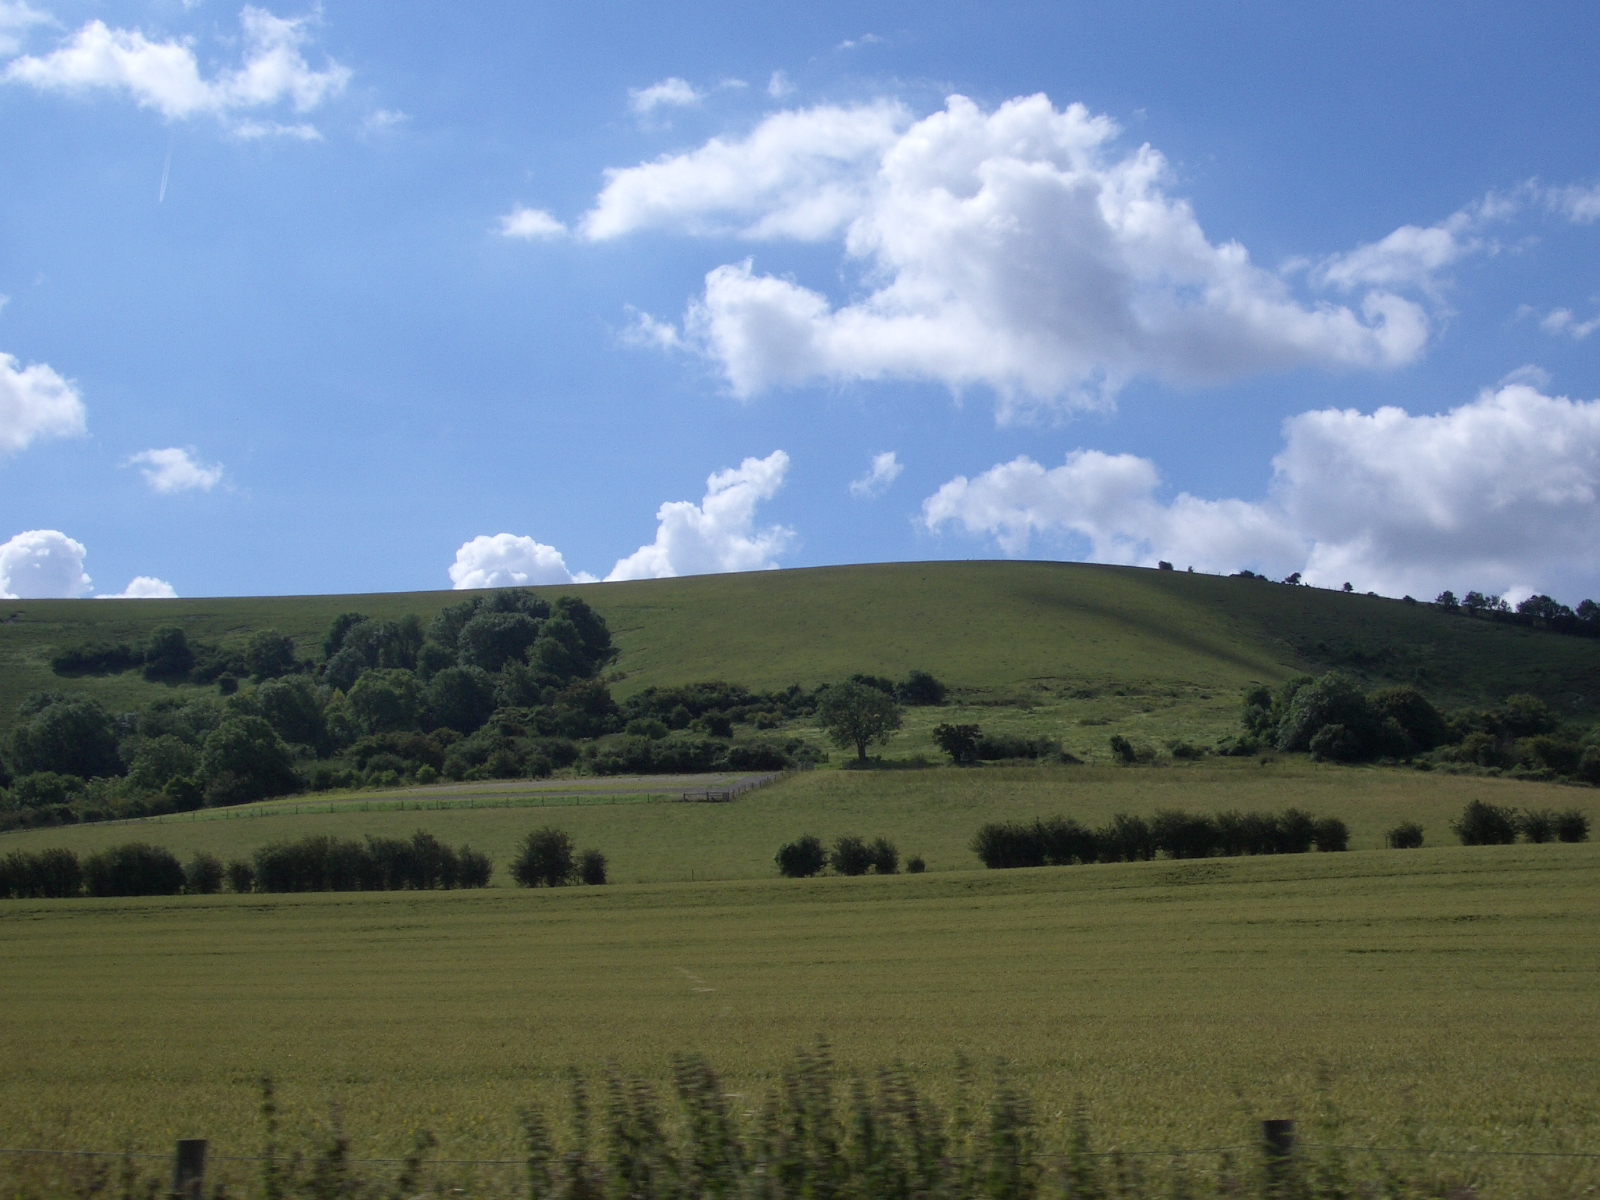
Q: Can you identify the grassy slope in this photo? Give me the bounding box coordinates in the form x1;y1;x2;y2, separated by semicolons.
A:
5;561;1600;735
4;760;1593;882
1;845;1595;1186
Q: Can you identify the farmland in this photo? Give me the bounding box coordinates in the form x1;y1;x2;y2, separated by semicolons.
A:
1;837;1596;1196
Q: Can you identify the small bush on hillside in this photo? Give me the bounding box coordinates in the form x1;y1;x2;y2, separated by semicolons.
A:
868;837;899;875
1108;735;1136;765
579;849;608;886
185;852;225;895
932;723;982;765
1556;809;1591;843
1387;822;1424;849
513;827;577;888
775;836;826;878
1312;816;1350;852
897;670;947;706
225;859;256;893
1518;809;1558;844
905;855;926;874
83;843;185;898
0;848;83;898
1452;800;1518;846
830;835;876;876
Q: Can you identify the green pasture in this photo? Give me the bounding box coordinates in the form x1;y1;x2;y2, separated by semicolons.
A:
1;842;1596;1195
5;759;1594;883
6;561;1600;735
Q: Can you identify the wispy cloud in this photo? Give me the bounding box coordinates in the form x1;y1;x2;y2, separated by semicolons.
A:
628;76;703;115
499;206;566;240
849;450;903;498
126;445;224;492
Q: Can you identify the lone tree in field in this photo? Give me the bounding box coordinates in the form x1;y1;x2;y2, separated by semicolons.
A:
817;680;904;763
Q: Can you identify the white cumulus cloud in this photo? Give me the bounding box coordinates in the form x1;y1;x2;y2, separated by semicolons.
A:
582;100;908;242
499;206;566;240
0;529;92;598
448;533;593;590
628;76;703;115
606;450;793;581
0;351;86;454
592;94;1433;418
924;383;1600;602
0;0;49;56
126;446;224;492
97;575;178;599
4;6;350;133
849;450;903;498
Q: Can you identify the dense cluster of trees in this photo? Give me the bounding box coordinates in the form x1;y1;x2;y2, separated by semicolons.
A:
0;841;210;898
1237;671;1600;781
3;592;852;828
973;808;1349;869
1451;800;1589;845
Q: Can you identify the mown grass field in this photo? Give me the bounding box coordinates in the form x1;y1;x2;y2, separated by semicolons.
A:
6;560;1600;737
1;841;1596;1196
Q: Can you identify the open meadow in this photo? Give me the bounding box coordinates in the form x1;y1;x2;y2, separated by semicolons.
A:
2;764;1598;1196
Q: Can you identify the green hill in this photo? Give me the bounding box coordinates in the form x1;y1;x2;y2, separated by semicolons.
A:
4;560;1598;736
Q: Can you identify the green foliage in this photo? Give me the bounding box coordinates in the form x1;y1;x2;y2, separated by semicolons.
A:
1108;734;1136;765
896;669;947;705
932;722;982;765
1556;809;1591;843
185;851;225;895
346;668;423;736
225;859;256;893
829;834;898;875
513;826;577;887
50;639;141;676
1452;800;1519;845
10;695;122;780
321;612;369;660
973;806;1347;868
425;665;497;734
249;832;492;892
141;626;194;681
905;854;926;873
579;848;608;886
245;630;298;681
0;847;82;897
817;679;904;763
458;610;543;673
775;835;826;878
8;770;85;808
127;734;200;793
83;842;185;897
1387;821;1425;849
199;715;299;805
256;675;329;752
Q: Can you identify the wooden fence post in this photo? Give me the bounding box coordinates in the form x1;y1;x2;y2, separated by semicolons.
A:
171;1139;206;1200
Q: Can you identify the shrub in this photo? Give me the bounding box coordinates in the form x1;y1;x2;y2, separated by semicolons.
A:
1452;800;1518;846
1518;809;1558;844
896;670;947;706
724;740;792;770
1525;737;1582;776
1386;822;1424;849
1556;810;1591;843
225;859;256;893
868;836;899;875
1108;735;1136;765
1311;816;1350;852
579;849;608;886
199;716;300;805
905;855;926;874
83;843;185;897
185;852;225;895
1097;813;1155;862
1150;810;1218;859
932;723;982;765
830;835;876;876
457;847;493;888
0;848;82;898
10;771;84;808
10;697;123;781
513;827;576;887
775;836;826;878
1578;747;1600;786
976;733;1060;761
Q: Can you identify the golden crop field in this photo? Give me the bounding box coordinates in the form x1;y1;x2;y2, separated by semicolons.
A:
2;827;1596;1196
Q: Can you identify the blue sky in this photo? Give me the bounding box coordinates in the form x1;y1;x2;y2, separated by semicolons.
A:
2;1;1598;602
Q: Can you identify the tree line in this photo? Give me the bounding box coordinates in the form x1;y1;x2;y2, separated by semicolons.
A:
9;594;947;830
1236;670;1600;780
971;808;1350;869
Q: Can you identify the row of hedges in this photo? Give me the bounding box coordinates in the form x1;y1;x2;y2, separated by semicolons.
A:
775;834;917;878
1;842;201;898
248;832;493;893
1451;801;1589;845
973;808;1349;869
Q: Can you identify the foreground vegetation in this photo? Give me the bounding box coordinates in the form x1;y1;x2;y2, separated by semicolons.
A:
0;844;1595;1196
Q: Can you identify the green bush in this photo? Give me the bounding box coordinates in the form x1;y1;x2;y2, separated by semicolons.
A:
1452;800;1518;845
1312;816;1350;852
896;670;947;706
830;835;876;876
1518;809;1558;844
932;723;981;765
905;855;926;874
579;849;608;886
1556;810;1591;843
775;836;826;878
0;848;82;898
513;827;576;887
868;836;899;875
1387;822;1424;849
225;859;256;893
83;843;185;897
185;852;225;895
1108;735;1136;765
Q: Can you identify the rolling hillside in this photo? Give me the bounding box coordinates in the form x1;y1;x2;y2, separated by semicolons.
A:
3;561;1598;736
